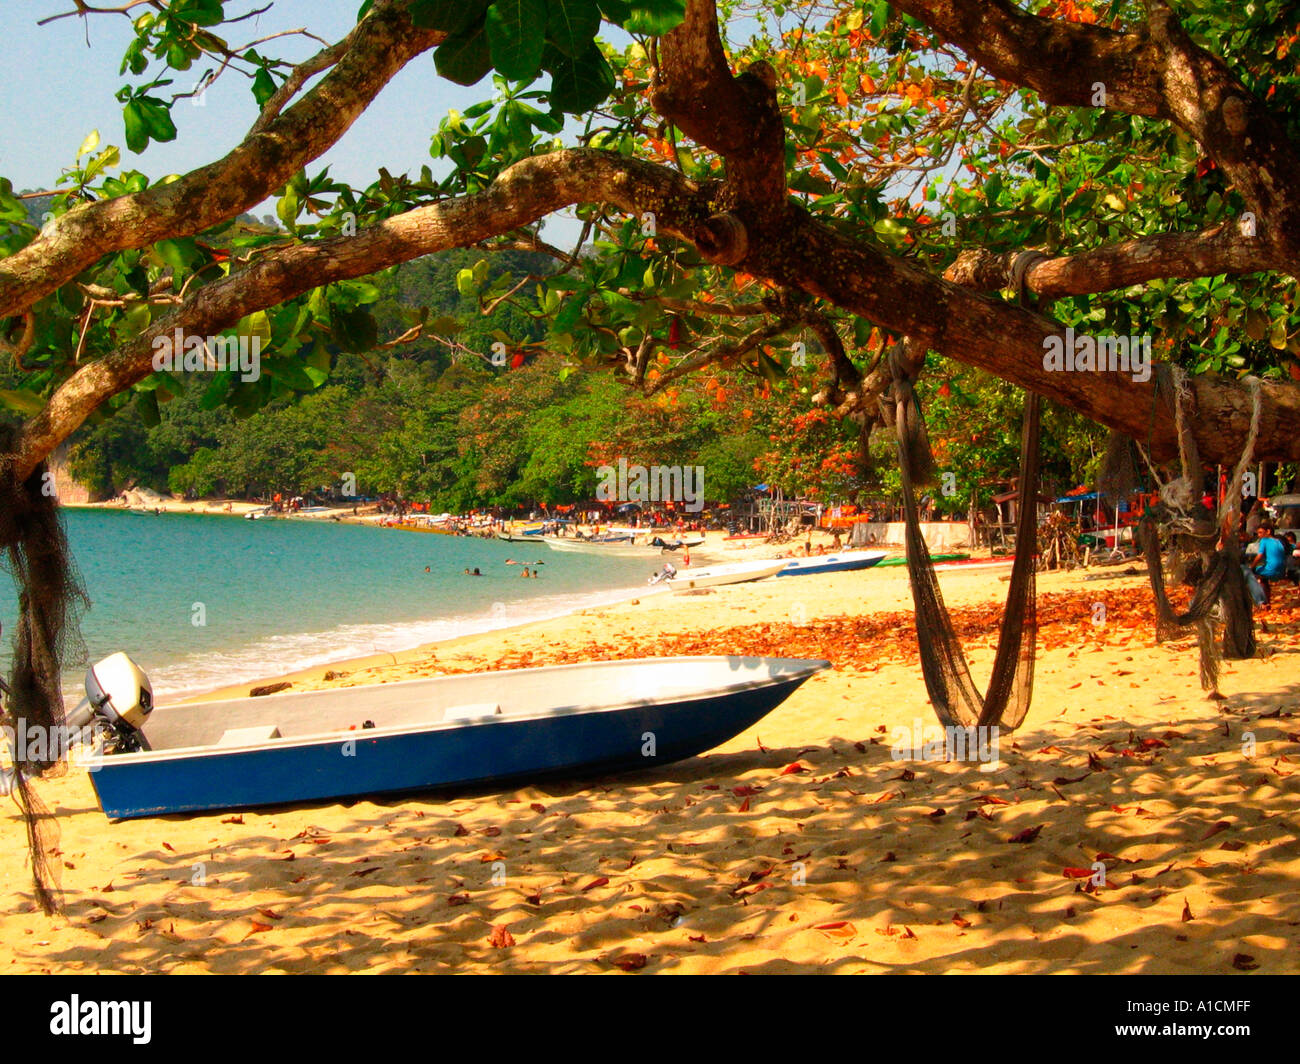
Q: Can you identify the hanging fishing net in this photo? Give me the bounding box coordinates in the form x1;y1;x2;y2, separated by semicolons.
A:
0;425;89;913
885;341;1040;732
1132;364;1259;691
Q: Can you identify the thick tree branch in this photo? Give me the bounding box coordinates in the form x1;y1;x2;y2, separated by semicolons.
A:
8;151;720;480
14;143;1300;480
892;0;1300;266
0;0;441;320
945;222;1275;297
890;0;1165;115
728;199;1300;466
652;0;786;208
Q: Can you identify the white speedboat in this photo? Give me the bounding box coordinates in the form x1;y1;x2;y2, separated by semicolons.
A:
670;559;788;590
777;550;888;576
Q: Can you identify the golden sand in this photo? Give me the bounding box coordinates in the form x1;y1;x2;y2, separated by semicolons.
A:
2;561;1297;974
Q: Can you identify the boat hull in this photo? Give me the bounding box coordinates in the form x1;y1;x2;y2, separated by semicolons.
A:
670;560;788;590
776;551;887;577
86;656;828;819
542;536;657;556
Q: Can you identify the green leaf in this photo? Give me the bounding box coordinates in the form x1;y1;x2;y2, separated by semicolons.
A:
277;187;300;230
267;358;319;391
412;0;490;35
435;22;493;86
758;351;786;385
122;100;150;153
174;0;224;26
545;42;615;114
137;97;177;143
344;281;382;306
547;0;601;58
870;0;891;37
331;306;379;352
486;0;547;81
167;42;195;71
153;237;200;271
195;369;231;411
235;310;273;346
0;389;44;415
622;0;686;35
136;388;161;428
251;66;277;106
552;286;592;333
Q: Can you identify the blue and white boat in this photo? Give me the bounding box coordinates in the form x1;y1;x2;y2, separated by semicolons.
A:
75;655;830;819
777;550;889;577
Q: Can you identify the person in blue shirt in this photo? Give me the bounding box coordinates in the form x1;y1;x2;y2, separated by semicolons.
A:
1248;522;1288;605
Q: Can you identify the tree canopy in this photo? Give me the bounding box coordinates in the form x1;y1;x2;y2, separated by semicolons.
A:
2;0;1299;497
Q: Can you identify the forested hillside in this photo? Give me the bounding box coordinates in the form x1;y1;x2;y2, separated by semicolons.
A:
42;239;1106;509
3;205;1107;510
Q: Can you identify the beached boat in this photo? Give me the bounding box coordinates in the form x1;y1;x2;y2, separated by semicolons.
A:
874;552;968;567
76;655;829;819
542;536;653;557
777;550;888;577
670;559;788;590
542;533;703;557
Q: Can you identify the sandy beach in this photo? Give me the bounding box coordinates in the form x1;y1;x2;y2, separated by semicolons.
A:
2;558;1298;974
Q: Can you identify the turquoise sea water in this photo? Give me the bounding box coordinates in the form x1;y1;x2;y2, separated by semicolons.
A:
0;510;653;701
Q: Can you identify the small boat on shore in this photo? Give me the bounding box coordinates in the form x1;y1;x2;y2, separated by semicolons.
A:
542;532;704;557
542;536;651;557
496;524;546;542
875;552;969;567
670;559;788;591
78;655;830;819
777;550;888;577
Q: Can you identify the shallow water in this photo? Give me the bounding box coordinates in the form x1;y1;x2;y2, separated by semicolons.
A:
0;510;652;699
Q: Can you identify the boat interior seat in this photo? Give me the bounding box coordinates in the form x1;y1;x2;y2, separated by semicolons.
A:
215;725;282;746
443;702;502;722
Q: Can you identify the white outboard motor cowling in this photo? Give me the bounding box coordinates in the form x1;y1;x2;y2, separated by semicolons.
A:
69;652;154;738
1;652;153;797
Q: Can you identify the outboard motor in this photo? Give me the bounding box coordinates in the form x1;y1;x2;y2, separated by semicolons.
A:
1;652;153;796
67;652;154;751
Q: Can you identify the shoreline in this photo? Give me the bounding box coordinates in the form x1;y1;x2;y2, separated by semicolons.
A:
150;526;910;703
178;577;678;703
178;554;1021;706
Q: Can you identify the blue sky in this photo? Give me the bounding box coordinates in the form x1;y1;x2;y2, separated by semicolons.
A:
0;1;582;238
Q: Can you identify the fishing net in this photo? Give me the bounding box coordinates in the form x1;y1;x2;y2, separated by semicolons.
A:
0;426;89;914
882;252;1048;733
885;342;1041;732
1134;364;1258;691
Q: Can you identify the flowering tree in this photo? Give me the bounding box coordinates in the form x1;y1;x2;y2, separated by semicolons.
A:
2;0;1299;493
